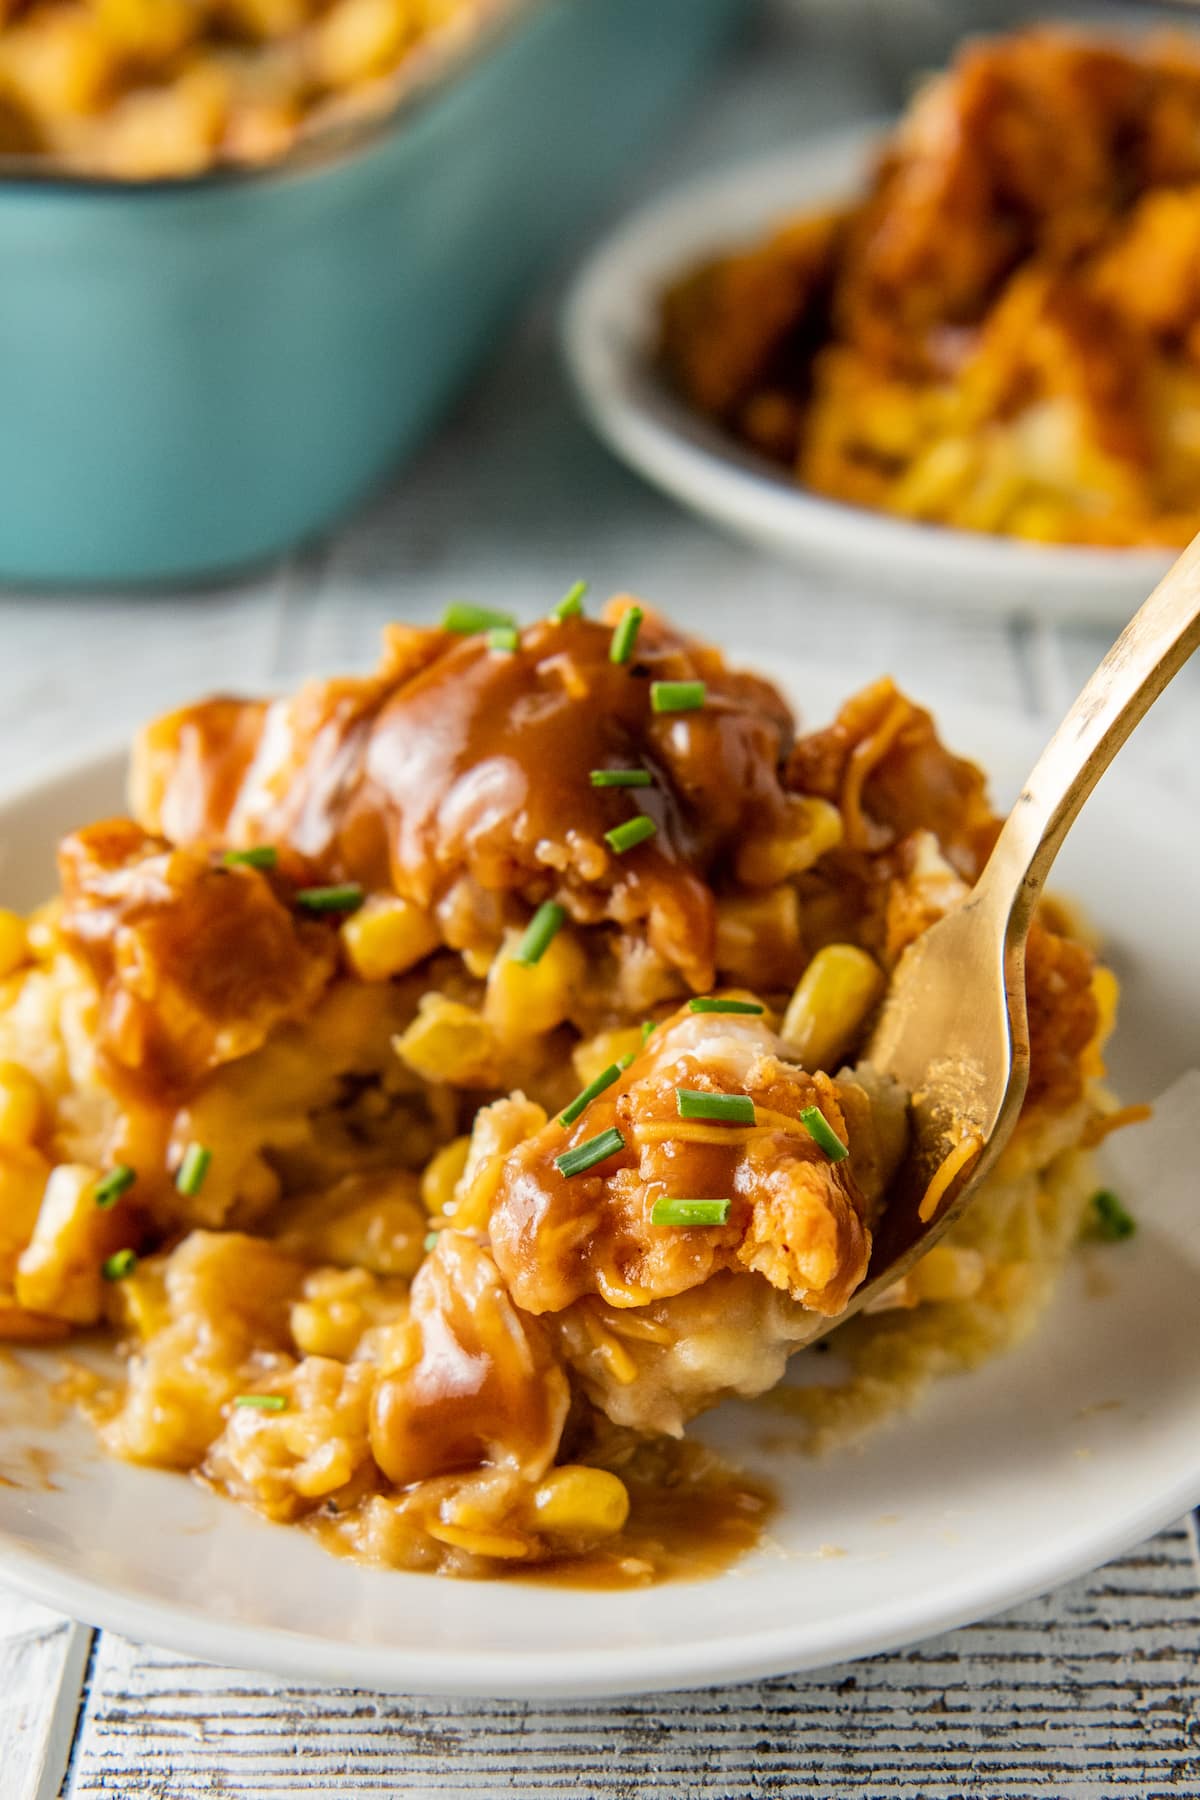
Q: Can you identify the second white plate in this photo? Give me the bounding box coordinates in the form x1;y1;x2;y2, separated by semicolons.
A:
564;131;1172;625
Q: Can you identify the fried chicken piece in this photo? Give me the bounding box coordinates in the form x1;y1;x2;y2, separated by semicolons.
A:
835;30;1191;372
487;1004;873;1322
57;818;336;1098
129;606;805;992
1024;920;1100;1115
788;677;996;872
659;210;843;437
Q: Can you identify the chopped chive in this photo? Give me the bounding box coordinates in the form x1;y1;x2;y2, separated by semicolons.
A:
560;1062;623;1127
423;1231;440;1253
609;606;643;665
688;997;764;1016
295;883;365;915
553;581;588;621
442;601;516;635
651;1198;731;1227
175;1143;211;1198
233;1394;288;1413
93;1165;135;1210
554;1126;625;1179
1090;1188;1135;1241
513;901;566;967
487;625;519;653
222;845;278;871
651;680;706;714
617;1050;636;1070
590;768;653;789
101;1248;137;1282
641;1019;656;1044
677;1088;755;1125
799;1105;848;1163
604;815;656;855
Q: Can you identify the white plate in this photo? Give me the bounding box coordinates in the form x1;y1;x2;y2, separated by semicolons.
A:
564;132;1172;625
0;671;1197;1698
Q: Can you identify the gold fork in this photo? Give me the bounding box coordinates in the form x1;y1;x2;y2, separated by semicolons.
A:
816;535;1200;1332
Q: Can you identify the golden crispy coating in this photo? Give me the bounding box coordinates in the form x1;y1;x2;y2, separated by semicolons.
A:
57;818;336;1098
1023;921;1100;1115
660;28;1200;547
488;1006;872;1322
132;607;801;993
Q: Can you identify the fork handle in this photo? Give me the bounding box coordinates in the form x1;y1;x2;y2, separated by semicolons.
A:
977;530;1200;940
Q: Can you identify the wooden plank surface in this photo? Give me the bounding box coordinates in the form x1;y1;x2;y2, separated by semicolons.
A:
0;1599;92;1800
1;5;1198;1793
58;1527;1200;1799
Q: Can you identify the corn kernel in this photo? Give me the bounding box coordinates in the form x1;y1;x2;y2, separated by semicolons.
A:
737;795;843;885
484;924;585;1040
908;1244;986;1303
0;910;27;980
342;896;440;982
95;0;198;63
315;0;413;88
0;1147;51;1282
533;1466;630;1540
0;1063;43;1147
394;995;498;1086
781;943;885;1072
106;1264;170;1340
572;1027;643;1090
715;886;801;987
15;1162;108;1324
420;1135;470;1217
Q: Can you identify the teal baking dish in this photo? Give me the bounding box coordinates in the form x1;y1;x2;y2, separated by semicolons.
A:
0;0;742;587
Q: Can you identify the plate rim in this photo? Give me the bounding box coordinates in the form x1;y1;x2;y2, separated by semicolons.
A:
0;697;1196;1698
562;128;1173;625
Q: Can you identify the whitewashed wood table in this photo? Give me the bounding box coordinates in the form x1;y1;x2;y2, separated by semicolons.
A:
3;9;1200;1795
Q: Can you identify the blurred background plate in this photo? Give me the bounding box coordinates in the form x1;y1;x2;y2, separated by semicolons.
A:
563;128;1174;625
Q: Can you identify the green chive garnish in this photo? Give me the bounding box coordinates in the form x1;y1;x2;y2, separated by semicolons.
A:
799;1105;848;1163
553;581;588;621
688;997;764;1016
609;606;643;665
590;768;652;789
295;883;365;915
93;1165;135;1209
423;1231;440;1253
677;1089;755;1125
442;602;516;635
617;1051;635;1070
222;845;278;871
175;1143;211;1198
513;901;566;967
555;1127;625;1179
650;1198;731;1227
641;1019;656;1044
604;815;656;854
102;1249;137;1282
1090;1188;1135;1241
559;1062;623;1127
233;1394;287;1413
651;680;706;714
487;625;519;653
